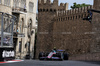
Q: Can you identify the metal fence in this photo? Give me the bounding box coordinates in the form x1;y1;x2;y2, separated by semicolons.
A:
0;12;16;47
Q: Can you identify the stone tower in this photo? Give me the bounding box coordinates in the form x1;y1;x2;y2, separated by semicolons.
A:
36;0;68;58
91;0;100;52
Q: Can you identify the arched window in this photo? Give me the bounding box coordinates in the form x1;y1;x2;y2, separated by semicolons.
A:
20;18;24;33
27;19;32;38
50;9;52;12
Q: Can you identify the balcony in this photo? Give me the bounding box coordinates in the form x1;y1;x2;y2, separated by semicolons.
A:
12;7;27;14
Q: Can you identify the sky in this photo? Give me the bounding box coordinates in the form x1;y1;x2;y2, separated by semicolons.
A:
51;0;94;9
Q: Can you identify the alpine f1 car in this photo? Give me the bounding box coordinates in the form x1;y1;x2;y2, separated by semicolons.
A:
38;50;68;60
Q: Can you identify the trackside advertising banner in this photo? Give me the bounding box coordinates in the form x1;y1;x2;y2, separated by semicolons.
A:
0;48;15;61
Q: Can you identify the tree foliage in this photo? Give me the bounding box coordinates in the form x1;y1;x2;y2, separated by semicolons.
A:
71;2;91;9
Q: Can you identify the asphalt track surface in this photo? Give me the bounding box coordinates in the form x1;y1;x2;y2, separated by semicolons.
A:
0;60;100;66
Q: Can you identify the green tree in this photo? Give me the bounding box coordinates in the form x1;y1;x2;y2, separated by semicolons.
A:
71;2;91;9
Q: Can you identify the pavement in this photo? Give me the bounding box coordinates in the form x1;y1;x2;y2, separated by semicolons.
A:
0;60;100;66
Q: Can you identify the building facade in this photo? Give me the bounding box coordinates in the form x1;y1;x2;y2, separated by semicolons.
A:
0;0;37;59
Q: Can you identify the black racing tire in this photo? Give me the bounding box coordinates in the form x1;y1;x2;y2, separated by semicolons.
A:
38;52;44;60
63;53;68;60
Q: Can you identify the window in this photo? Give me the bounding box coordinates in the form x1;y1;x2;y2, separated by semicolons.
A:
21;0;26;9
50;9;52;12
8;0;10;6
19;41;22;52
4;0;7;5
13;0;16;7
27;19;32;37
4;0;10;6
13;0;19;7
29;2;34;12
20;18;24;33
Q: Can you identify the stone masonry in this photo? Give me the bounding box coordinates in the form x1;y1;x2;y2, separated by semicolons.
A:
36;0;100;61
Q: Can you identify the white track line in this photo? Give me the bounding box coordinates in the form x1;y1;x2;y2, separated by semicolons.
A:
0;60;24;64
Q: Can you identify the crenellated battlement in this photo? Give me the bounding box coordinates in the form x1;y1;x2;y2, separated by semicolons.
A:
57;5;93;17
38;0;68;12
54;5;93;22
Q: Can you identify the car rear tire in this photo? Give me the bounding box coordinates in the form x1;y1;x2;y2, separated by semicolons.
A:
38;52;44;60
63;53;68;60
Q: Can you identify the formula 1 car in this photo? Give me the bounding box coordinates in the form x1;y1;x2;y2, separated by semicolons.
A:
38;50;68;61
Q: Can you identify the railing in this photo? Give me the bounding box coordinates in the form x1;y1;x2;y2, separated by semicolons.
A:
12;7;27;13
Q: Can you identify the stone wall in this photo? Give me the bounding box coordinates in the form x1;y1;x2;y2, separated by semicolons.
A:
53;20;92;56
53;5;93;56
69;52;100;61
36;0;100;61
91;0;100;53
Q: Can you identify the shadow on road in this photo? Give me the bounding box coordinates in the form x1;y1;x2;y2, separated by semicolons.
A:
82;61;100;65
